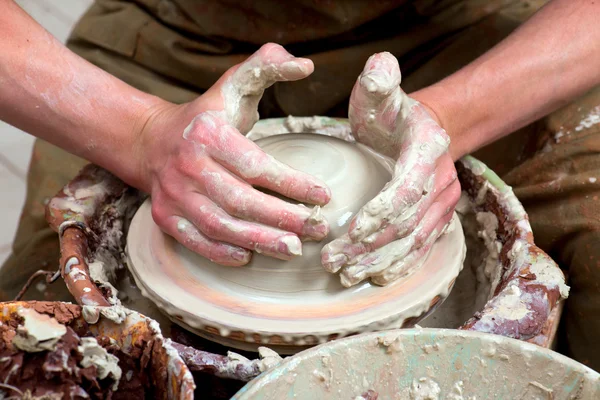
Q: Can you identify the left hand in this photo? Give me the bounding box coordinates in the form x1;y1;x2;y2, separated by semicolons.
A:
321;52;461;287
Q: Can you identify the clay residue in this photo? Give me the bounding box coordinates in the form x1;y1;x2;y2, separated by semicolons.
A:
283;116;355;142
82;304;127;324
78;337;122;390
172;338;282;382
410;377;441;400
89;260;113;283
247;115;354;142
454;158;568;341
475;211;503;299
12;307;67;352
256;346;283;372
28;301;82;325
86;192;145;305
377;331;405;354
355;390;379;400
0;303;163;399
0;325;133;399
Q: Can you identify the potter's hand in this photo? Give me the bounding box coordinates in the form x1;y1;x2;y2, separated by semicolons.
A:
138;44;330;266
321;52;460;287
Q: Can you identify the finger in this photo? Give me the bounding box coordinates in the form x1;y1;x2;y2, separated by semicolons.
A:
321;234;355;273
349;52;403;140
223;43;314;133
360;160;459;245
347;160;434;242
321;179;460;274
410;197;456;250
323;175;428;272
339;194;456;287
189;157;328;240
184;193;303;260
370;213;456;286
321;170;458;267
370;233;436;287
184;112;331;205
230;43;314;93
162;216;252;267
390;157;458;238
338;233;417;287
348;135;454;243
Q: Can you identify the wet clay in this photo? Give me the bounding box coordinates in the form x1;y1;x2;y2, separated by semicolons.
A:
454;157;568;341
0;306;145;399
11;307;67;353
0;302;195;399
126;134;466;353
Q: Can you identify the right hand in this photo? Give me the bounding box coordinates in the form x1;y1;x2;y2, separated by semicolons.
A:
321;53;460;287
134;44;331;266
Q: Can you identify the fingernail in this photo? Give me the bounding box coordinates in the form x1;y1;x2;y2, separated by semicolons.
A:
280;60;313;77
302;222;329;241
280;235;302;257
302;207;329;240
307;186;331;205
321;253;348;273
233;250;251;263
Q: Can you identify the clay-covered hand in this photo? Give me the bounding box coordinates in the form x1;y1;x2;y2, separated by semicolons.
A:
321;52;460;287
136;44;330;266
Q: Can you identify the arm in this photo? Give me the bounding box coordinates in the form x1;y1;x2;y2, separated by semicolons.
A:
412;0;600;160
0;0;163;187
0;0;330;265
322;0;599;286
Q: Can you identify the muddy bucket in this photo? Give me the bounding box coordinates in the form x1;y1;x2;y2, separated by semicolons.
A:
0;301;194;399
232;328;599;399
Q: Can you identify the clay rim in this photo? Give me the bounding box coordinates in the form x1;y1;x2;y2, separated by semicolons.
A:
126;209;464;335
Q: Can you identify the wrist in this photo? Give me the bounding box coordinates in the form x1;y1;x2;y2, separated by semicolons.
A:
410;86;473;161
126;97;179;192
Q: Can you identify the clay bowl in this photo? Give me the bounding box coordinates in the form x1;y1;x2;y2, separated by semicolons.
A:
127;129;466;354
232;328;599;399
0;301;194;399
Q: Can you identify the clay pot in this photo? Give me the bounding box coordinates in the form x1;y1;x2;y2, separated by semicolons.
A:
0;301;194;399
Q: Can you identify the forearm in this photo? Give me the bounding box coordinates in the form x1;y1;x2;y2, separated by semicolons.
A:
412;0;600;160
0;0;168;187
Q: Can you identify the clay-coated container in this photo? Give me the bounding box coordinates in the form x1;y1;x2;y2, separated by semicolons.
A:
232;328;599;399
0;301;195;399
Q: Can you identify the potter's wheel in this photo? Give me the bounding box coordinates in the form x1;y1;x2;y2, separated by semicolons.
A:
127;134;466;353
